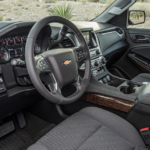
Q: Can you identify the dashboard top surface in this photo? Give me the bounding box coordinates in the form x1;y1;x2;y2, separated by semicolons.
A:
50;21;113;31
0;21;114;37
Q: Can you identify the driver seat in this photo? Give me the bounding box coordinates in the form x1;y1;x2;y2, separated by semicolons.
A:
28;107;147;150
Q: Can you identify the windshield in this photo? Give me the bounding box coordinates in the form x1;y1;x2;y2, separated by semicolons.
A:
0;0;115;22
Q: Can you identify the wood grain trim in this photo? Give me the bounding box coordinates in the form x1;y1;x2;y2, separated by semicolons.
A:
81;94;134;112
136;60;150;71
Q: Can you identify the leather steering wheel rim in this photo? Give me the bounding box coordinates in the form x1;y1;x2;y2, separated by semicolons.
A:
25;16;91;104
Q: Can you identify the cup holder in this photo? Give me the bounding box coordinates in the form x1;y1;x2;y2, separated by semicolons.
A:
120;82;141;94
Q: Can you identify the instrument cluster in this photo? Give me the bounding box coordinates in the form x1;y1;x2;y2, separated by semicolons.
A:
0;36;25;46
0;36;41;63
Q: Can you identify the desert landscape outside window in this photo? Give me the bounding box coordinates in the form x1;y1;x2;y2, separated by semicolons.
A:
129;0;150;29
0;0;115;21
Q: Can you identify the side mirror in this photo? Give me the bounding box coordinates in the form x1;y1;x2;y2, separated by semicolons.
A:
128;10;146;25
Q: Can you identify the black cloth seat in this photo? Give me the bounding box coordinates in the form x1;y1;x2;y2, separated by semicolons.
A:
27;107;147;150
132;73;150;83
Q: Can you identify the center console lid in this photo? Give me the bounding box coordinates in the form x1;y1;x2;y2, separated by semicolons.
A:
138;83;150;105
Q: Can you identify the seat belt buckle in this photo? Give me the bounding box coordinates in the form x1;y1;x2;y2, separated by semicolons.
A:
140;127;150;144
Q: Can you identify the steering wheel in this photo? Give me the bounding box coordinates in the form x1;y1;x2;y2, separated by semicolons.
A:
25;16;91;104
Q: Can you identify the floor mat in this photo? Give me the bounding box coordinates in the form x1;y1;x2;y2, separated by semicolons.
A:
0;133;24;150
0;112;55;150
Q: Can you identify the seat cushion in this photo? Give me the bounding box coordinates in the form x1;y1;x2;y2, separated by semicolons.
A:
28;107;147;150
132;73;150;83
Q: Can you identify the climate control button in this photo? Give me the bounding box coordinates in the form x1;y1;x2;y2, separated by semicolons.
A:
94;61;99;67
96;50;100;55
102;57;107;65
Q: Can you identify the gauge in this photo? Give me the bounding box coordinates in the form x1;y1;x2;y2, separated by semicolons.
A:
0;46;10;63
22;36;27;44
0;39;7;46
7;37;15;46
15;36;22;45
34;42;40;54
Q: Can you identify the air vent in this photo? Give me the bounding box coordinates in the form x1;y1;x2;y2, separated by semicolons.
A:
61;38;75;48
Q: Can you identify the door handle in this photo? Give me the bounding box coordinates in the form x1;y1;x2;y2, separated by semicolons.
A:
137;38;150;42
131;34;150;43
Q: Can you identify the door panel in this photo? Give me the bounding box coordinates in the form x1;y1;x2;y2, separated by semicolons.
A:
128;51;150;73
112;29;150;79
131;47;150;60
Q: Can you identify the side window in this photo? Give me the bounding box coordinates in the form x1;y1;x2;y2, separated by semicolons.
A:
128;0;149;29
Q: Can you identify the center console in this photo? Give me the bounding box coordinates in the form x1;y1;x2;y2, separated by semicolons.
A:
79;30;150;132
88;48;144;98
80;30;149;116
85;31;144;95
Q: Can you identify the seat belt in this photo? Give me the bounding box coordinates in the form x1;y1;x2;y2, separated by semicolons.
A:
140;127;150;145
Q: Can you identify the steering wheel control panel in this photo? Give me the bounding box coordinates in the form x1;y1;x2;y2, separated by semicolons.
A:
37;58;50;72
76;49;86;61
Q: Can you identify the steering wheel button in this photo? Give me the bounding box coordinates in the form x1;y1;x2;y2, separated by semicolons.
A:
40;61;44;65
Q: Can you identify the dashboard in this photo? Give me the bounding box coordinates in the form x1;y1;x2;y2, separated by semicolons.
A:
0;21;127;121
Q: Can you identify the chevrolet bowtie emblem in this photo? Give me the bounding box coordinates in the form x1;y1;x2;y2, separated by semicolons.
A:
63;60;71;65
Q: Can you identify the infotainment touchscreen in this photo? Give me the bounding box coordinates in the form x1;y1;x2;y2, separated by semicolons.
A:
82;32;90;44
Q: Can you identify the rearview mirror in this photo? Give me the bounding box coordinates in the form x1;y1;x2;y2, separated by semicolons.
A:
128;10;145;25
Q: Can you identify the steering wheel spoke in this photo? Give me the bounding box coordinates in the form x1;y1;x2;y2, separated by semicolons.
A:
46;73;58;94
74;76;83;87
39;70;62;95
47;84;62;95
74;46;87;62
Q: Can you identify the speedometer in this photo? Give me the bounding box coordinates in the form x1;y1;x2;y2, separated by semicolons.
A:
0;46;10;63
